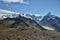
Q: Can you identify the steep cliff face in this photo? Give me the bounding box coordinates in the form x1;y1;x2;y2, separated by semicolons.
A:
40;12;60;31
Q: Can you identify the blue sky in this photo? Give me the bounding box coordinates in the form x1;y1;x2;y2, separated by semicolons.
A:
0;0;60;16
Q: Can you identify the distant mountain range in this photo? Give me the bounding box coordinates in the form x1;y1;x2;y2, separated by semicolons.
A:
0;14;44;30
0;13;42;21
0;12;60;31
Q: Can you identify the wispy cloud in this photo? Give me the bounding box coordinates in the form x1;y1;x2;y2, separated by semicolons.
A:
0;9;20;19
0;9;19;14
2;0;29;4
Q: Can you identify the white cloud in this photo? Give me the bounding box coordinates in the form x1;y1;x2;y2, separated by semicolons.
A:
2;0;29;4
0;9;20;19
0;9;15;14
0;9;20;14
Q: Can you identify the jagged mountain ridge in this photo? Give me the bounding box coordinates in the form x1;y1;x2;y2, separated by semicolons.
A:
0;13;60;40
0;9;60;40
40;12;60;31
0;13;42;21
0;12;60;32
0;14;44;30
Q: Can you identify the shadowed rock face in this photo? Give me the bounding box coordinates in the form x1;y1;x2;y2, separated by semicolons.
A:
40;12;60;31
0;15;42;29
0;15;60;40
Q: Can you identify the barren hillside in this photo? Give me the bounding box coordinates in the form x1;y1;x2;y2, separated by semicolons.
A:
0;16;60;40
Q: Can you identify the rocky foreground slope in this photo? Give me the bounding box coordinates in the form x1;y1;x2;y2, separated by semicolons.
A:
0;15;60;40
0;27;60;40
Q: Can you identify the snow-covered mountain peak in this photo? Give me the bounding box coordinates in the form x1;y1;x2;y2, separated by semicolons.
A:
33;14;41;17
0;9;42;21
46;12;51;16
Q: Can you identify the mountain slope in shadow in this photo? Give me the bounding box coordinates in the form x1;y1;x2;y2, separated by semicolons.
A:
0;15;60;40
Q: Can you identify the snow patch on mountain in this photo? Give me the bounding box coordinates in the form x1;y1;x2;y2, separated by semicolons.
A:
20;13;32;19
0;9;42;21
34;14;41;17
42;26;55;30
